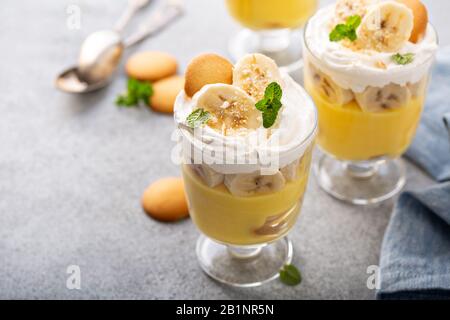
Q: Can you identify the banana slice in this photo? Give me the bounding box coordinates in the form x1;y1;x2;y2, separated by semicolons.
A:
357;1;414;52
355;84;411;112
224;171;286;197
407;76;428;98
335;0;377;23
193;84;261;135
280;159;300;182
233;53;283;101
307;63;354;106
191;164;224;188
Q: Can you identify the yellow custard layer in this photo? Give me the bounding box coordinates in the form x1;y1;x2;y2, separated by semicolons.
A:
304;79;425;161
181;152;312;246
226;0;317;30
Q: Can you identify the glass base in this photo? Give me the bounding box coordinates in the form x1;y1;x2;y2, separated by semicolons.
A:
228;28;303;74
315;153;406;205
196;235;293;287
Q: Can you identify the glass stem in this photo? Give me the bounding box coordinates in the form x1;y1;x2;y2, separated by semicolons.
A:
256;29;291;52
227;244;264;259
344;161;380;179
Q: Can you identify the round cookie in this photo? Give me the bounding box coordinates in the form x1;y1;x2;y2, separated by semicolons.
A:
126;51;178;81
142;177;189;222
184;53;233;97
397;0;428;43
150;75;185;113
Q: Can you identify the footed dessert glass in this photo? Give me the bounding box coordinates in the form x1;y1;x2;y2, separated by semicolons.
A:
226;0;317;73
175;54;317;286
303;3;438;205
181;140;315;287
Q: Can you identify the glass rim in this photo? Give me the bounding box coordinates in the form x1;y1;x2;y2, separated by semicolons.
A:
176;83;319;158
302;12;439;67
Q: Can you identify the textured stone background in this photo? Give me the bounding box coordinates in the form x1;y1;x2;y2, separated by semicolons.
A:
0;0;447;299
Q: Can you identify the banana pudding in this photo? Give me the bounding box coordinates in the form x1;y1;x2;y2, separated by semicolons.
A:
303;0;437;204
304;0;437;161
174;53;317;246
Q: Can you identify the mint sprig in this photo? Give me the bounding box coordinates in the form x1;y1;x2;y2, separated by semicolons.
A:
279;264;302;286
255;82;283;129
392;53;415;65
186;108;211;128
116;78;153;107
329;15;362;42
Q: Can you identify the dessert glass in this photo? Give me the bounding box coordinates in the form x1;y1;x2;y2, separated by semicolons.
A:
175;76;317;287
303;6;438;205
226;0;317;72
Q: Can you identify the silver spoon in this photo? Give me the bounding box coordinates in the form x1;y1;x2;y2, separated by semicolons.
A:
55;0;183;94
56;0;150;93
114;0;151;34
74;0;151;84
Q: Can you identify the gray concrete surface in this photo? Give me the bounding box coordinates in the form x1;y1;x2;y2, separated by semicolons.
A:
0;0;447;299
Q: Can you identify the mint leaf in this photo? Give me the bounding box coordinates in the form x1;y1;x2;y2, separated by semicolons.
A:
392;53;415;65
347;29;357;42
116;78;153;108
347;15;362;29
255;98;268;111
254;82;283;129
262;108;279;129
330;24;348;42
329;15;361;43
115;94;137;107
265;82;282;101
279;264;302;286
186;109;211;128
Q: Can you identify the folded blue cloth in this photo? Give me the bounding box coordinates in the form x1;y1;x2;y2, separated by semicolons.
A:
444;113;450;135
405;48;450;182
378;47;450;300
378;183;450;299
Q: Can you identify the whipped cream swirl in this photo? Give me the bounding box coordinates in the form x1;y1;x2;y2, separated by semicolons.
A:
174;75;317;175
304;5;438;93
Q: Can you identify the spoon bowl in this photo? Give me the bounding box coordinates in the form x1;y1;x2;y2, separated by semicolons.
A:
55;66;112;93
56;30;124;94
55;0;184;94
78;30;124;83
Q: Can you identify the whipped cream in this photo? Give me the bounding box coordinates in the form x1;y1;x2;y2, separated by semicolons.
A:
174;74;317;175
304;5;438;93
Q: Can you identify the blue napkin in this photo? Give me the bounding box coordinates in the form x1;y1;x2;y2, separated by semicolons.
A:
444;113;450;135
405;48;450;182
378;47;450;300
378;183;450;299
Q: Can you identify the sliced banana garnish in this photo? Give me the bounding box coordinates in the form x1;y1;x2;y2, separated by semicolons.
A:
335;0;377;23
307;63;354;106
233;53;284;101
280;158;300;182
407;76;428;98
224;171;286;197
357;1;414;52
355;84;411;112
193;84;261;135
254;207;294;236
191;164;224;188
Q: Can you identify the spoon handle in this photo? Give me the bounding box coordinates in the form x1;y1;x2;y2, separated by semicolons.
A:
114;0;151;33
123;0;184;48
